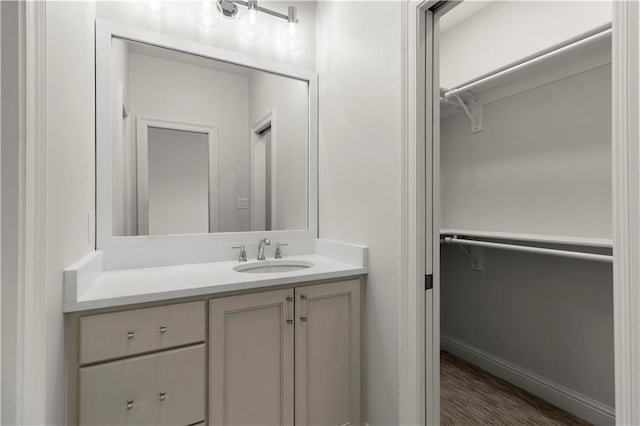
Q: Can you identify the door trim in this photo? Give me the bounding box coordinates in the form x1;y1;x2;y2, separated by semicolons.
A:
17;0;47;423
399;1;431;425
250;110;277;231
612;2;640;424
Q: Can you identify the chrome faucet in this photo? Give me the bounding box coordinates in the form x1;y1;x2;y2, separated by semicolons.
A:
232;245;247;262
257;238;271;260
274;243;288;259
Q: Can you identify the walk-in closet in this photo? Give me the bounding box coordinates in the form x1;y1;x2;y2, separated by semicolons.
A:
436;3;614;425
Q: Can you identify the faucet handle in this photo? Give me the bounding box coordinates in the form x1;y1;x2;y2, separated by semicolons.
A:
232;245;247;262
274;243;288;259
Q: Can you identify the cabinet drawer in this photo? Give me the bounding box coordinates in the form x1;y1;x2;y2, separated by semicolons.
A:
79;344;205;426
79;301;205;364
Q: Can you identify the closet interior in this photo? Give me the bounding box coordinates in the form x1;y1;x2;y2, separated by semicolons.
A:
437;8;614;426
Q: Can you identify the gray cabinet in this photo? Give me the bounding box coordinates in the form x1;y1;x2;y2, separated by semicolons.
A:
295;279;361;426
79;301;206;364
209;288;295;425
79;344;205;426
209;279;361;426
67;277;363;426
74;301;207;426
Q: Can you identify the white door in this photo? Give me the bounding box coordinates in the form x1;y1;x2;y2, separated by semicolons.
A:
251;129;272;231
147;127;210;235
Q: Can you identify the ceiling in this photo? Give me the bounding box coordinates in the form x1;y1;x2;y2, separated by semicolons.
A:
439;1;494;33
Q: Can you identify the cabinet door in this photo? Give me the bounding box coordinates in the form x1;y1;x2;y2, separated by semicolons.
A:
209;289;294;426
295;279;361;426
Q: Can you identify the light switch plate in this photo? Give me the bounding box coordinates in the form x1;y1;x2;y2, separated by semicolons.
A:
237;198;249;209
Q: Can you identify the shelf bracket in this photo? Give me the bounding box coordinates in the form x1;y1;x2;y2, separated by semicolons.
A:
453;93;483;133
447;236;485;272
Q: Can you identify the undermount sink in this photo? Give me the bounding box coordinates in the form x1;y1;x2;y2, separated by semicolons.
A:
233;260;314;274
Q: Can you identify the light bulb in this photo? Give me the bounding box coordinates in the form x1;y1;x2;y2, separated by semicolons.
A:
144;0;166;14
280;21;303;51
238;7;265;41
194;0;221;28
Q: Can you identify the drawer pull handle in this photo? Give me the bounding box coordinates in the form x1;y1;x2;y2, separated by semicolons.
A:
126;399;134;410
286;295;294;324
160;326;167;334
127;331;135;340
300;293;308;322
159;390;167;401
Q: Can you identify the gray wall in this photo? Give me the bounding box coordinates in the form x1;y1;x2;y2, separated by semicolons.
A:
441;64;612;240
441;244;614;407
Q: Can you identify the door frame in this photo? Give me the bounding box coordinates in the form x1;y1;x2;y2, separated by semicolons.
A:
611;2;640;423
399;1;452;425
250;110;277;231
136;116;219;235
401;1;640;425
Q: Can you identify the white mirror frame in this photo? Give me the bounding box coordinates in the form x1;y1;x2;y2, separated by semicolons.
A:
96;19;318;250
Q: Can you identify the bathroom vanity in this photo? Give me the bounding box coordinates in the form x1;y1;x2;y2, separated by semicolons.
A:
64;252;365;426
64;18;366;425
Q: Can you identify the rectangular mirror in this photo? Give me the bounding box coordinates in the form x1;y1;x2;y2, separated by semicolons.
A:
97;21;318;249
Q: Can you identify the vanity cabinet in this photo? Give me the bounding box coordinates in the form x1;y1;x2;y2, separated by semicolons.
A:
72;301;207;426
294;280;361;426
79;344;206;426
209;288;295;425
66;277;364;426
209;279;361;426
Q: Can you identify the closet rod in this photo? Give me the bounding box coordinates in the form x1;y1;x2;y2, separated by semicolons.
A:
442;237;613;263
443;27;612;100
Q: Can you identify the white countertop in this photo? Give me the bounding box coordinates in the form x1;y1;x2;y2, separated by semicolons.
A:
64;240;368;313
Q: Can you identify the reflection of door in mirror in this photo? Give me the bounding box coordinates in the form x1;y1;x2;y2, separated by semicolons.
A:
112;80;134;236
137;118;219;236
251;111;277;231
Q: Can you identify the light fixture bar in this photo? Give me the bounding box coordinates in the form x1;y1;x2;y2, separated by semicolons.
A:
224;0;292;21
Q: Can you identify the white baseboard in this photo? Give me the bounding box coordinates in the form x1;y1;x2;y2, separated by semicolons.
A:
441;336;615;426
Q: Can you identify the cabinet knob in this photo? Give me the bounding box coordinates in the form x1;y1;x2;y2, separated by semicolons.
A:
159;390;167;401
126;399;134;410
126;331;135;340
160;326;167;334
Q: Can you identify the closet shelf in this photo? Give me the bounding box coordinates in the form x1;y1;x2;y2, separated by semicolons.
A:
440;229;612;249
441;26;612;100
442;236;612;263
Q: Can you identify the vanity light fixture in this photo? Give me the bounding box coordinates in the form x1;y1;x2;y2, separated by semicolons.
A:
144;0;166;14
191;0;303;50
279;6;303;51
194;0;221;28
238;0;266;41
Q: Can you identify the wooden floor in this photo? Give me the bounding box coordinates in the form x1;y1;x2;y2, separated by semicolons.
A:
440;352;591;426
